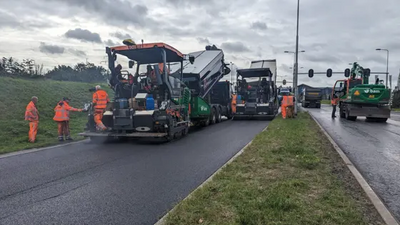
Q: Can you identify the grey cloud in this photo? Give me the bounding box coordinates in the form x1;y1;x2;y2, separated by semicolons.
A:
104;39;120;46
68;49;87;57
38;42;86;57
0;10;56;29
362;54;387;64
302;54;342;64
48;0;152;28
221;42;251;53
39;42;65;54
110;32;131;40
196;37;210;45
0;11;20;28
280;64;293;73
251;21;267;30
65;28;102;43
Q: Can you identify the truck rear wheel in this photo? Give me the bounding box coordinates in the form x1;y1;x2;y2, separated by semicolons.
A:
211;107;217;124
216;107;222;123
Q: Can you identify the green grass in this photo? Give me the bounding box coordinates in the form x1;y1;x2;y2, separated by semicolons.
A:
164;112;384;225
392;108;400;112
321;99;331;104
0;77;112;154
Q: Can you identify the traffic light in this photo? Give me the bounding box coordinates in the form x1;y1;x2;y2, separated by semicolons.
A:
308;69;314;78
344;68;350;77
283;79;287;85
327;68;332;77
363;68;371;77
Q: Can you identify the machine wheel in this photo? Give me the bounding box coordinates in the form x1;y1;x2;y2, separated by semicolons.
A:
181;125;189;136
210;107;217;124
202;117;210;127
216;107;222;123
165;131;175;142
227;111;233;120
339;106;346;118
345;109;357;121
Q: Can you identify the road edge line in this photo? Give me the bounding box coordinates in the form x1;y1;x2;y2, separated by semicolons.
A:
0;139;88;159
309;112;399;225
154;124;269;225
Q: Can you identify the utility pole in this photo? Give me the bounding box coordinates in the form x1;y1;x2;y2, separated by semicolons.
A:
376;48;389;88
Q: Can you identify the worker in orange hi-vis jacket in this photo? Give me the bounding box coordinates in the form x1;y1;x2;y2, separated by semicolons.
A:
231;94;237;113
25;96;39;143
53;97;83;141
92;85;110;131
331;94;339;118
281;94;294;119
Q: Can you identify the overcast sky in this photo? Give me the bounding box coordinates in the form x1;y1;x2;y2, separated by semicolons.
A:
1;0;399;87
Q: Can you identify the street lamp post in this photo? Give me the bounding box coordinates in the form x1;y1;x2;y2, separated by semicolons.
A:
294;0;301;115
284;45;305;115
376;48;389;88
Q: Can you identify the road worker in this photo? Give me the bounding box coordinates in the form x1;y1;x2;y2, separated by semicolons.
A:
331;93;339;118
25;96;39;143
231;94;237;114
53;97;83;141
281;94;294;119
92;85;110;131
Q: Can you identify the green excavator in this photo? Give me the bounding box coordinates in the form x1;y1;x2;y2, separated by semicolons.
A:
331;62;391;122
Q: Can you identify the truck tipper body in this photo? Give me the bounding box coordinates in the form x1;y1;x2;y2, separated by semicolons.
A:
172;45;232;126
301;87;322;108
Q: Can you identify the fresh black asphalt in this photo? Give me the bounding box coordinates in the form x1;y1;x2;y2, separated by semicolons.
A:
307;105;400;221
0;119;269;225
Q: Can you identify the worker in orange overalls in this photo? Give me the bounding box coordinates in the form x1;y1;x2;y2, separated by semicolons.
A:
93;85;110;131
53;97;83;141
231;94;237;114
331;94;339;118
281;94;294;119
25;96;39;143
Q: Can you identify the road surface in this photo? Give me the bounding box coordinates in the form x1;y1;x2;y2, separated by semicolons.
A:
0;120;269;225
307;105;400;221
390;111;400;122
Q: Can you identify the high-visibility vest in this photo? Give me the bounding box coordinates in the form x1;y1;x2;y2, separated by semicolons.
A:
331;98;339;105
53;102;69;121
231;94;237;113
282;96;294;106
25;101;39;121
93;90;109;109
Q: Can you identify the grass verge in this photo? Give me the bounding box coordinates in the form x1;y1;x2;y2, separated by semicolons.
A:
321;99;331;104
163;112;384;225
0;77;112;154
392;108;400;112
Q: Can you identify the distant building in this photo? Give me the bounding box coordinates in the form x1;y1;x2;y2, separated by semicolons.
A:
297;84;332;100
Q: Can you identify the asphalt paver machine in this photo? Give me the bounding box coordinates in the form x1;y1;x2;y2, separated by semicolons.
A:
79;41;193;141
233;59;279;120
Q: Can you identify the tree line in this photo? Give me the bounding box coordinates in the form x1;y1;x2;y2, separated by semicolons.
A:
0;57;110;83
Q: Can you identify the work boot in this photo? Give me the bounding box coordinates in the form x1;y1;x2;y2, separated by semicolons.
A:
58;136;64;142
65;136;73;141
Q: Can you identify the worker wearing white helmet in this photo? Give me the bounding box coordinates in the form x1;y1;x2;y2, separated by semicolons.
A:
92;85;109;131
